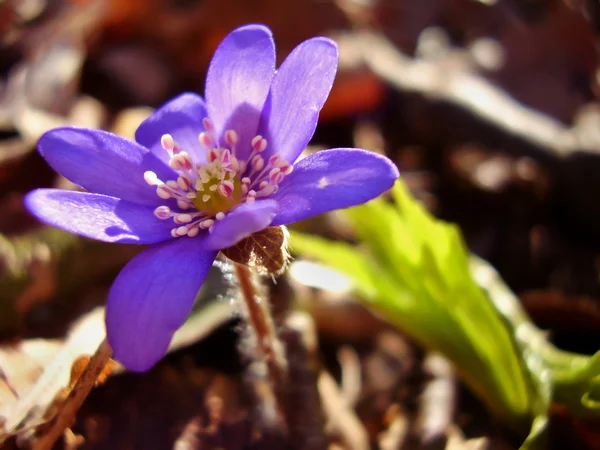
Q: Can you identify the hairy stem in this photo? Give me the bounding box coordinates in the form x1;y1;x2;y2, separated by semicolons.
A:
234;262;289;429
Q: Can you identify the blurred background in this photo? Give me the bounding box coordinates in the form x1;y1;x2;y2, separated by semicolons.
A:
2;0;600;448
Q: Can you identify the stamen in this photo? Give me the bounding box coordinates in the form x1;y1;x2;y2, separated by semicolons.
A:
207;147;219;163
252;155;264;172
220;149;232;166
176;214;193;223
224;130;239;147
177;200;192;210
157;186;172;199
144;171;162;185
199;132;213;149
268;155;280;167
280;163;293;175
154;205;171;219
177;175;191;190
149;126;288;239
200;219;214;229
161;134;175;151
259;184;277;196
218;180;234;197
251;135;268;152
179;152;193;171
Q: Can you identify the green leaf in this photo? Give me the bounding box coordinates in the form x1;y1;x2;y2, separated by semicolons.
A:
290;179;600;448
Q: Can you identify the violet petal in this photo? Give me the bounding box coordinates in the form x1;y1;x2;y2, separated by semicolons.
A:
270;149;399;225
205;24;275;161
38;127;176;206
25;189;175;244
258;37;337;164
202;199;279;250
106;238;218;371
135;92;208;163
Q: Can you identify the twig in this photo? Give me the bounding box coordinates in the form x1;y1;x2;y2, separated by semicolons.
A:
335;31;600;157
31;338;112;450
319;371;370;450
416;352;456;447
378;404;409;450
234;263;289;429
337;346;362;408
282;312;328;450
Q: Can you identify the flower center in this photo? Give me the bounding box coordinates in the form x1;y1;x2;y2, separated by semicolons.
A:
143;118;293;238
191;167;242;215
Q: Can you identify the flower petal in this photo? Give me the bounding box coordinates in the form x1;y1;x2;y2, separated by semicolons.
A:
135;92;208;164
202;199;279;250
205;24;275;161
258;37;337;164
106;238;218;371
270;149;399;225
38;127;176;206
25;189;175;244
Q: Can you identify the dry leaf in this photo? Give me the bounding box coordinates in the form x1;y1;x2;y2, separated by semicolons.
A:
221;226;290;276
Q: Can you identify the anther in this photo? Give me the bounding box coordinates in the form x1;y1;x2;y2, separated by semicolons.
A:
207;147;220;163
224;130;239;147
177;175;191;190
215;212;225;221
179;152;193;171
280;163;293;175
259;184;277;196
176;214;193;223
199;132;213;149
252;155;264;172
202;117;213;131
144;171;161;185
251;135;268;152
187;227;200;237
218;180;234;197
161;134;175;151
177;200;191;210
200;219;214;229
154;205;171;219
220;149;232;165
157;186;172;199
268;155;280;167
176;226;189;236
169;155;183;170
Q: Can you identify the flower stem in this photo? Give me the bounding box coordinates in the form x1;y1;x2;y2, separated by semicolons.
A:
234;262;289;428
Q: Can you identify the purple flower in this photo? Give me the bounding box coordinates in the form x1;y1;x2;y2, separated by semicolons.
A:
25;24;399;371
